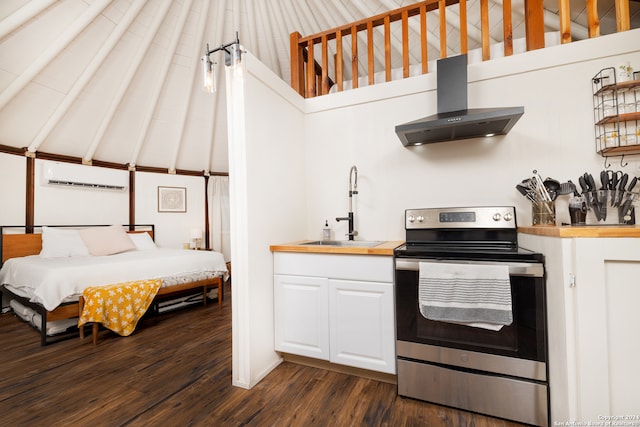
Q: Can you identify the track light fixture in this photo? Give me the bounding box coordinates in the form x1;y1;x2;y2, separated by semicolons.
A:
201;32;242;93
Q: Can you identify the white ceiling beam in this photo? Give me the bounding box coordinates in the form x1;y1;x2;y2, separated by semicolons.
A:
0;0;111;111
266;0;293;78
278;0;304;34
232;0;243;43
0;0;57;42
255;0;281;76
84;0;174;164
128;0;195;170
27;1;147;155
291;0;321;35
168;0;212;173
205;0;229;174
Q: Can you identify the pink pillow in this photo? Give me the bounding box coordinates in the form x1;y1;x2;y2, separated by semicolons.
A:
79;225;136;256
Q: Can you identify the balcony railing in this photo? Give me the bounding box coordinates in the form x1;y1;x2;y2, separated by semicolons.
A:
290;0;634;98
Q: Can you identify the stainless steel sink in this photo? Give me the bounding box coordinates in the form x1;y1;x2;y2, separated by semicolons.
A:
300;240;383;247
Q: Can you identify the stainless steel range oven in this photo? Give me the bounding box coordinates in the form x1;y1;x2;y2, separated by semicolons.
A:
394;206;548;427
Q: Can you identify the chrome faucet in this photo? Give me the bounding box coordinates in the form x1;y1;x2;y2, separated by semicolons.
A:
336;165;358;240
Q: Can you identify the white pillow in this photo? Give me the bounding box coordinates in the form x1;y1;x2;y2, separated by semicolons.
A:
128;232;157;250
39;227;90;258
79;225;136;256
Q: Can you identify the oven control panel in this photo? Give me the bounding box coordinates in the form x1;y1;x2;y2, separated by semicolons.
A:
405;206;516;229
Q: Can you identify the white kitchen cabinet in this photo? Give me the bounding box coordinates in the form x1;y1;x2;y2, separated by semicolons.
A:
329;279;395;373
519;234;640;423
274;274;329;359
273;252;395;374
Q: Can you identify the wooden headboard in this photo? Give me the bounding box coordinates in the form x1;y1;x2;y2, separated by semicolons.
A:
0;225;154;264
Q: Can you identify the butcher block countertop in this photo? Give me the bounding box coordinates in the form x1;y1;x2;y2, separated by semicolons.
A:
270;240;404;255
518;225;640;238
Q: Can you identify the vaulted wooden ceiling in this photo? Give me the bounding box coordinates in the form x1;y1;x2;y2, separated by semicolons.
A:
0;0;638;174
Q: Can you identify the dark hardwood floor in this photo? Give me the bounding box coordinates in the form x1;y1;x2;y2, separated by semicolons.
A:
0;282;527;426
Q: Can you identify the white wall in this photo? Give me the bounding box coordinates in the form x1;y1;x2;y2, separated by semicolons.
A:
135;171;207;248
35;160;129;225
231;29;640;390
304;29;640;239
0;153;25;225
228;53;306;389
0;157;207;248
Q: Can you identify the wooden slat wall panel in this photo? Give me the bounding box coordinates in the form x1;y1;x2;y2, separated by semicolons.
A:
481;0;490;60
26;156;34;232
288;0;632;98
321;35;329;95
459;0;468;54
558;0;572;43
586;0;600;37
384;16;391;82
289;31;304;97
524;0;546;50
439;0;447;58
367;21;374;86
402;11;409;78
336;32;343;92
306;40;316;98
502;0;514;55
615;0;631;31
352;27;359;90
420;5;428;74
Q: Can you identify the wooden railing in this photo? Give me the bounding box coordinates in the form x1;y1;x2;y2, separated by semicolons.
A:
290;0;633;98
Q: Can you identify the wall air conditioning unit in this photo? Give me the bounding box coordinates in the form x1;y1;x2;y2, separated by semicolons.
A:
41;161;128;191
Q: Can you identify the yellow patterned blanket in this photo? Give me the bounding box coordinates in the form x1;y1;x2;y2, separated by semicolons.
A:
78;279;162;336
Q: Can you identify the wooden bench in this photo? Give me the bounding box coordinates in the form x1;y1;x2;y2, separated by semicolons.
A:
79;276;222;345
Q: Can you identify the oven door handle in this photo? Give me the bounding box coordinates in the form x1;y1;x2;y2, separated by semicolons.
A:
395;259;544;278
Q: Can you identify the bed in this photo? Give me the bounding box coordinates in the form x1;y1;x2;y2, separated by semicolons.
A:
0;224;228;345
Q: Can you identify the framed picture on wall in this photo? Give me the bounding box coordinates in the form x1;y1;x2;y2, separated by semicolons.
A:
158;186;187;213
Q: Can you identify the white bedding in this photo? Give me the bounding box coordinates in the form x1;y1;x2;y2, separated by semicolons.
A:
0;249;227;311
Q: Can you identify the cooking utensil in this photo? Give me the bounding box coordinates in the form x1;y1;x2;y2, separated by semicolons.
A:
516;184;535;202
620;177;638;222
609;170;623;190
585;173;604;220
530;171;554;216
543;178;560;201
614;173;628;206
578;176;588;194
532;171;552;202
558;181;577;196
600;170;609;190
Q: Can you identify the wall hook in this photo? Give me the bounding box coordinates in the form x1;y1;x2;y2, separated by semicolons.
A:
620;154;628;168
604;156;611;169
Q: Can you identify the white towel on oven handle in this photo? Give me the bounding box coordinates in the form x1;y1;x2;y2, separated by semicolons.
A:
418;261;513;331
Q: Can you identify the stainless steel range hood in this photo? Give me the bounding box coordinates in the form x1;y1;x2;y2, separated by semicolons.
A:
395;54;524;146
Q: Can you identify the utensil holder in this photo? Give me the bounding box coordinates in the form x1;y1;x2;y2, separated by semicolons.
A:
584;190;639;225
532;201;556;226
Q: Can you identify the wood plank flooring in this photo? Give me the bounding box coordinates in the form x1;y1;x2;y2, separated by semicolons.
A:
0;283;527;426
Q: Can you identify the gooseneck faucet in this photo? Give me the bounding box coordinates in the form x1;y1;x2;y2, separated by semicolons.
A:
336;165;358;240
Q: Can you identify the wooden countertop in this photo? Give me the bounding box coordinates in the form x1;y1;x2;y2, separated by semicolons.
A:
270;240;404;255
518;225;640;238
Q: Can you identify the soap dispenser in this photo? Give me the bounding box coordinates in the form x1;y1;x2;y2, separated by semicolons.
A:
323;220;331;241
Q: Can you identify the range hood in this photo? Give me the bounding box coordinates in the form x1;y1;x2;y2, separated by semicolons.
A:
395;54;524;146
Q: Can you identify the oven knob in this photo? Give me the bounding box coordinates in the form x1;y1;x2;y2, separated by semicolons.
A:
408;215;415;223
492;213;502;221
417;215;424;222
504;212;513;221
